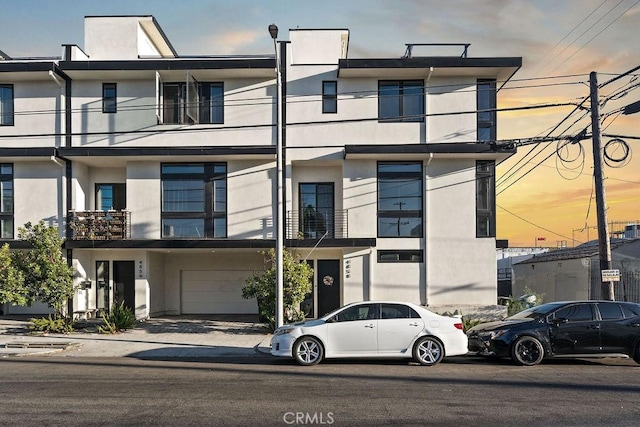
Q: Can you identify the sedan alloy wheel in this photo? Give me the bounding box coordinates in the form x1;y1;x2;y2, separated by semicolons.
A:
510;336;545;366
413;336;444;366
293;336;324;366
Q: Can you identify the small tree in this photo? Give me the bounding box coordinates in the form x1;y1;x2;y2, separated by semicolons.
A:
0;243;28;307
12;222;75;317
242;249;313;331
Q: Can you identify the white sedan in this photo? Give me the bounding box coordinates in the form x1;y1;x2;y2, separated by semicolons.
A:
270;301;468;366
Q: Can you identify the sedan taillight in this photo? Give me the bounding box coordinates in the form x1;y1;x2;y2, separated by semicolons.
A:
454;323;464;330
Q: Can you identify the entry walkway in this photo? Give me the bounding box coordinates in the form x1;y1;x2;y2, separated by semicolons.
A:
0;315;273;358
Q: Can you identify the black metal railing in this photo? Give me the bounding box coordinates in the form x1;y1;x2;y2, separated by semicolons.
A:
286;209;348;240
68;210;131;240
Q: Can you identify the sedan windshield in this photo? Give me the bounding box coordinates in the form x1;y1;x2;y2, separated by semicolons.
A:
508;302;566;320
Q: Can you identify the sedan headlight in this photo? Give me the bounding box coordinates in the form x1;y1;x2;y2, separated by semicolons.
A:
274;327;296;336
488;330;508;340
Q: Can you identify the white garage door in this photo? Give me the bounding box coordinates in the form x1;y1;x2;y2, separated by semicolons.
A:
181;270;258;314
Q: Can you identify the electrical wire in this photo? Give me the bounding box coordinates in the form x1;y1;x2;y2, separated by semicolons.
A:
497;204;578;242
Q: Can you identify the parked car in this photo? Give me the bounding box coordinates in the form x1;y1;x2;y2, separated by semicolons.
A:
270;301;468;366
467;300;640;366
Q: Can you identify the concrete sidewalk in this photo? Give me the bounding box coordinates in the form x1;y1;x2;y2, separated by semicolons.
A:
0;316;274;359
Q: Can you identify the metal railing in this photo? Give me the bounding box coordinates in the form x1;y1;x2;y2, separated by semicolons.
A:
286;209;348;240
68;210;131;240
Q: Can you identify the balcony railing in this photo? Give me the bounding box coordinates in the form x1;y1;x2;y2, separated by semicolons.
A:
68;210;131;241
286;209;348;240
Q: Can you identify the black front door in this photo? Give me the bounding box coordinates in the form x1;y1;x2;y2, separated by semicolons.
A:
113;261;135;311
317;260;341;317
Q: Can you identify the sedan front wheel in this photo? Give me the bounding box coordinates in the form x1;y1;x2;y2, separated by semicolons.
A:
293;336;324;366
413;336;444;366
510;336;544;366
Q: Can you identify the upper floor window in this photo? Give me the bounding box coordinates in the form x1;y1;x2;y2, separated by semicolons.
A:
477;79;496;142
322;81;337;113
300;183;334;239
102;83;117;113
0;84;14;126
161;163;227;238
476;160;495;238
161;81;224;125
378;80;424;122
377;162;423;237
96;183;126;211
0;164;13;238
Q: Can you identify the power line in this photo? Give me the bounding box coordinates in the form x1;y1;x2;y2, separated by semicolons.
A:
497;204;579;243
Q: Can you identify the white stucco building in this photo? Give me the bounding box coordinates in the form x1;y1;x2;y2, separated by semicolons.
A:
0;16;521;318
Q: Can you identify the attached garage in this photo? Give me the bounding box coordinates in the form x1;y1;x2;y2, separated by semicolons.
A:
180;270;258;314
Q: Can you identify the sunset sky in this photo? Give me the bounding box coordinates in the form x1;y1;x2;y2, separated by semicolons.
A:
1;0;639;248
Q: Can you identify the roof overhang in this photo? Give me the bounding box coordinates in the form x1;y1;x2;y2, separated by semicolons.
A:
56;146;276;167
58;58;276;80
338;56;522;87
344;143;516;161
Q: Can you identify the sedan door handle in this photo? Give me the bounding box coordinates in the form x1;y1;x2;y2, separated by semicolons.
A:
629;323;640;328
364;324;375;328
409;322;420;327
588;325;600;330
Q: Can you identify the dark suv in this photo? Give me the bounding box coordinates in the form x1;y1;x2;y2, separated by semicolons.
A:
467;300;640;366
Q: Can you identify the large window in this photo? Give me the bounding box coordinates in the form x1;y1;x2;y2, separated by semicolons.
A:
0;84;14;126
378;80;424;122
0;164;13;238
322;81;337;114
161;163;227;238
96;183;126;211
162;82;224;125
377;162;423;237
300;183;334;238
102;83;117;113
477;79;496;142
476;160;495;237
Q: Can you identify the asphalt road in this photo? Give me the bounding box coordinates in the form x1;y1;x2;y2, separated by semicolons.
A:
0;355;638;426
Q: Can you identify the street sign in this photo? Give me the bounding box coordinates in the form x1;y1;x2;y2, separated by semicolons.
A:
601;269;620;282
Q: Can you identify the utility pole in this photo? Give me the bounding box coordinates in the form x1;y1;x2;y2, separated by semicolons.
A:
589;71;614;301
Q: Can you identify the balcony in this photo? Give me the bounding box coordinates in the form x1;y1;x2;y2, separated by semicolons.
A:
286;209;348;240
68;210;131;241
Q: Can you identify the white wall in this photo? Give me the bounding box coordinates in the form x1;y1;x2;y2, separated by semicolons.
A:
227;160;274;239
127;161;161;239
513;258;591;302
14;161;65;231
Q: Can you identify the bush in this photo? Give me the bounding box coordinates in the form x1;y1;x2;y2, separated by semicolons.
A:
98;302;137;333
462;317;483;332
507;286;545;316
29;314;74;334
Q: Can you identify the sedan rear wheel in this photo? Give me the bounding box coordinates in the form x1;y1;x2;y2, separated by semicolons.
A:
413;336;444;366
633;342;640;365
293;336;324;366
510;336;544;366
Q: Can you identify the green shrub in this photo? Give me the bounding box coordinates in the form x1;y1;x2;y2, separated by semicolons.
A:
29;314;74;334
507;286;545;316
462;317;483;332
99;302;137;334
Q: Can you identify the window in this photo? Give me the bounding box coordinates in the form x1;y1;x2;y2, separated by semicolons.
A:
477;80;496;142
162;82;223;125
554;304;594;322
161;163;227;238
0;164;13;238
377;162;423;237
476;160;495;238
333;304;378;322
378;250;423;263
102;83;117;113
381;303;420;319
622;304;640;318
322;81;337;113
96;184;126;211
378;80;424;122
0;84;14;126
300;183;334;238
597;302;623;320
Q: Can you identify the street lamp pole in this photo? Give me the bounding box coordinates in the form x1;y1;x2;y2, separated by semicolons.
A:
269;24;284;328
